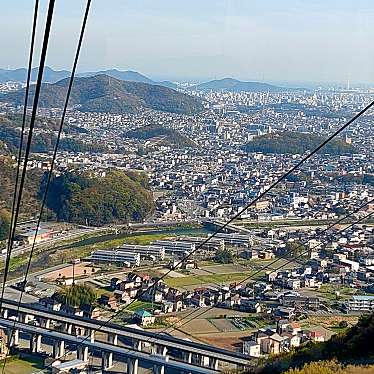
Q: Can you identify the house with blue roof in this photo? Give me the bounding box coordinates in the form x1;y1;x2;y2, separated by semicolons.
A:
134;309;155;326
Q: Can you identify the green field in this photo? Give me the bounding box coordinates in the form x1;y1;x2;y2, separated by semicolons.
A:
317;284;358;301
124;300;160;312
250;257;303;270
2;356;44;374
165;270;264;288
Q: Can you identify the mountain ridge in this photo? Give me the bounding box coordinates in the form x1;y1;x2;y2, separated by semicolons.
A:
0;74;203;115
0;67;304;91
194;77;286;92
0;66;177;89
0;66;70;83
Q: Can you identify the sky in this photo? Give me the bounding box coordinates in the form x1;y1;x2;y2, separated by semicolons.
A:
2;0;374;84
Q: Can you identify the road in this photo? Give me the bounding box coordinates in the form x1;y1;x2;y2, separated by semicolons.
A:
1;226;114;260
3;219;201;261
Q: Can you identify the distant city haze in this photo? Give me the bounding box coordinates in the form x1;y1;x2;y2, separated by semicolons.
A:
2;0;374;84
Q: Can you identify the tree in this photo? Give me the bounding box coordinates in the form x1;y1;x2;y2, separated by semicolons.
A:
214;249;234;264
54;284;96;307
0;209;11;241
284;241;306;258
333;207;347;216
339;320;348;328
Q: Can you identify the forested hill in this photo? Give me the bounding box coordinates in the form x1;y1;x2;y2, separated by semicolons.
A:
44;170;155;226
125;125;198;148
243;131;357;155
1;74;204;115
0;156;43;226
0;114;106;154
0;161;154;240
195;78;284;92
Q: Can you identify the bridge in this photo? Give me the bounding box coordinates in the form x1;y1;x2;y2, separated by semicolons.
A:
0;299;253;373
203;219;253;235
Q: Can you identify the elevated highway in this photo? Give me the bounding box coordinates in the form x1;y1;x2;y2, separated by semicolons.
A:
0;299;253;373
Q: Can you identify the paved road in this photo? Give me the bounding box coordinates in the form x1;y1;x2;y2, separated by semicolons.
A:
1;226;112;260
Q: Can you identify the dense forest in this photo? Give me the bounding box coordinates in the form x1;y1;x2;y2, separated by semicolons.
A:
245;313;374;374
0;155;44;243
125;125;198;148
0;156;43;217
0;209;11;241
0;153;154;240
43;170;155;226
243;131;357;155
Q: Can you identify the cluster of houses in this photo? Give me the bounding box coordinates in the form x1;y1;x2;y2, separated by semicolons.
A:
103;272;321;323
242;320;326;357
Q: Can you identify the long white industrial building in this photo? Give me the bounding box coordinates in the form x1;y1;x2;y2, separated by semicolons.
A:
90;249;141;266
151;240;195;255
117;244;165;260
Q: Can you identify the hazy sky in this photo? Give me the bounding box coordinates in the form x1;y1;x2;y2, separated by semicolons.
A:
2;0;374;83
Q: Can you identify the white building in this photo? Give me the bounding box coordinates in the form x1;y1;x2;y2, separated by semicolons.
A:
90;249;140;266
242;339;261;357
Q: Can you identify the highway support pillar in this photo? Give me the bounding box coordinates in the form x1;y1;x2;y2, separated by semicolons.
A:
181;352;192;374
2;308;8;319
200;355;210;367
133;338;142;351
183;351;192;364
53;340;65;359
209;357;219;370
29;333;42;353
127;357;139;374
7;327;19;347
77;345;89;362
108;333;118;345
21;313;34;324
12;328;19;346
102;351;113;371
152;355;169;374
101;332;117;371
40;317;51;329
64;323;73;334
86;329;95;343
155;345;167;356
152;345;168;374
26;314;34;324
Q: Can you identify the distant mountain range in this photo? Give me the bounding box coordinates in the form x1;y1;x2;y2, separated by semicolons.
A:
0;66;70;84
0;66;178;89
0;74;203;115
0;67;303;92
193;77;286;92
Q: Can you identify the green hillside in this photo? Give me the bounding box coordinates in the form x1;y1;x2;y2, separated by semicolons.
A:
44;170;155;226
0;156;43;216
125;125;198;148
243;131;356;155
1;74;204;115
283;361;374;374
